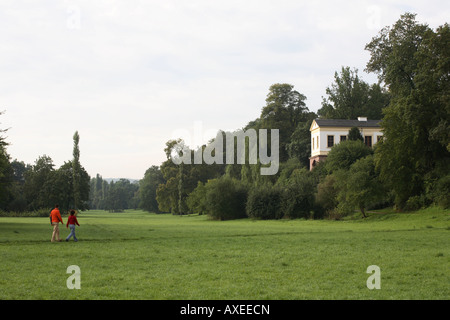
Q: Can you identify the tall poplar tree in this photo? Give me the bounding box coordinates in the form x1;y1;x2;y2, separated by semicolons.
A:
72;131;81;210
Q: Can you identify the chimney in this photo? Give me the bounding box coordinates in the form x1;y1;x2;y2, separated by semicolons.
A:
357;117;367;121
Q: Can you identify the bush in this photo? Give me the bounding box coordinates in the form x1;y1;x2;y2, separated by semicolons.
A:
404;195;428;211
325;208;345;220
325;140;372;173
333;155;387;218
246;184;284;220
204;177;248;220
426;174;450;209
348;127;364;141
281;169;316;219
0;208;51;217
335;200;355;217
315;175;338;213
186;181;208;215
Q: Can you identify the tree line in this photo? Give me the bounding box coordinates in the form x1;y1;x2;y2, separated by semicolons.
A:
89;175;140;212
0;131;90;215
0;13;448;218
140;13;449;219
0;129;141;215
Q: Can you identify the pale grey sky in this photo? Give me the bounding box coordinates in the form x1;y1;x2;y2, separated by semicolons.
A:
0;1;448;179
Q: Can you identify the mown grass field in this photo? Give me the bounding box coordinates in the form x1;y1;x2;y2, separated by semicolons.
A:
0;208;449;300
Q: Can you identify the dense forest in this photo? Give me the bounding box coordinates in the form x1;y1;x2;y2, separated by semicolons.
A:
0;13;448;218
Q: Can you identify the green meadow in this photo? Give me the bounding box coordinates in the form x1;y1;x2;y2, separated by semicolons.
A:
0;208;449;300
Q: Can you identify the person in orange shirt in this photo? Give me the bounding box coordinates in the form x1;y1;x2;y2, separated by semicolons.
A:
50;205;64;242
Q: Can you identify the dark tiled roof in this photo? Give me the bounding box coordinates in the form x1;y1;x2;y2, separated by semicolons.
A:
315;119;381;128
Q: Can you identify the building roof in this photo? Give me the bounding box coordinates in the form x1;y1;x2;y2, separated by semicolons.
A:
313;119;381;128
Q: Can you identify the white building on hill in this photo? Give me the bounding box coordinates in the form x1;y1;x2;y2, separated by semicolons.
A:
309;117;383;170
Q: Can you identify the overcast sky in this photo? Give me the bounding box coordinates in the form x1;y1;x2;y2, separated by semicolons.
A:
0;1;448;180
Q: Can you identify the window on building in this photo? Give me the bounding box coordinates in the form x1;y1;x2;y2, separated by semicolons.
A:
312;137;315;150
340;135;347;142
317;136;319;149
327;135;334;148
365;136;372;147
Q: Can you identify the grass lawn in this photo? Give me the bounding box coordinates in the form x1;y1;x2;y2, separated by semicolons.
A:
0;207;449;300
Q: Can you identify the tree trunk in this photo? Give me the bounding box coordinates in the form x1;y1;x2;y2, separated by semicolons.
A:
360;206;367;218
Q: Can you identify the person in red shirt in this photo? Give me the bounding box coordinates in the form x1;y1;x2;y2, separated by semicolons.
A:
66;210;80;242
50;205;63;242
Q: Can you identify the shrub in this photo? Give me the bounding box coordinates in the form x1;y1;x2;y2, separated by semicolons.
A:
281;169;316;219
348;126;364;141
334;155;387;218
186;181;208;215
246;184;284;220
404;195;427;211
325;208;345;220
426;174;450;209
204;177;248;220
325;140;372;173
0;208;51;217
315;174;338;214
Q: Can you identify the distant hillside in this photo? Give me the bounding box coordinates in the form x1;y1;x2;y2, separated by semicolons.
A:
104;178;139;184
